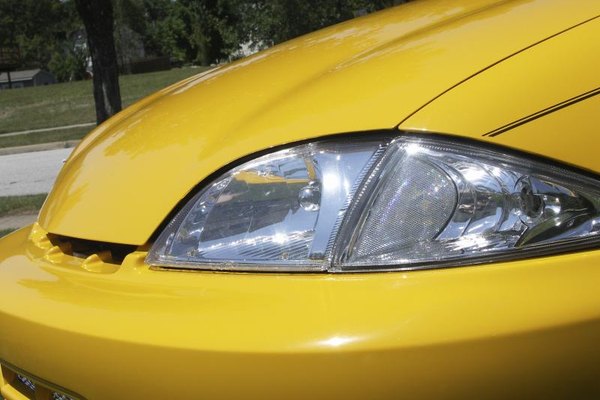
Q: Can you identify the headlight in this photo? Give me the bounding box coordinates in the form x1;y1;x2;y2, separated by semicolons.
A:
147;138;384;271
147;133;600;272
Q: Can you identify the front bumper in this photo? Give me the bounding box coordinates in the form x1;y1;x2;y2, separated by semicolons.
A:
1;225;600;399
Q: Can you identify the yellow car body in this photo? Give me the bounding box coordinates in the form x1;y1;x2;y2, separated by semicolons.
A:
1;0;600;399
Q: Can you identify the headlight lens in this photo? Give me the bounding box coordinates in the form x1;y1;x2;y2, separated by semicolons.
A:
147;134;600;272
147;139;384;271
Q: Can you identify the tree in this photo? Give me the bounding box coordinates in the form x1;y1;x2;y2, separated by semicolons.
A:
0;0;80;72
75;0;122;124
234;0;406;49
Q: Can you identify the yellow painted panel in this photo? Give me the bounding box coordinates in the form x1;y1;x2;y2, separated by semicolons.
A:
39;0;600;244
483;93;600;174
400;16;600;142
2;3;598;398
1;226;600;398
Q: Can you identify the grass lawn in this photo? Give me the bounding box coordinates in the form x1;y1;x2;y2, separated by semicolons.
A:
0;66;207;135
0;193;47;217
0;228;15;238
0;126;90;149
0;194;48;238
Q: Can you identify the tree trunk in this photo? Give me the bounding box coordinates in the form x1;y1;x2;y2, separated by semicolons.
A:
75;0;122;125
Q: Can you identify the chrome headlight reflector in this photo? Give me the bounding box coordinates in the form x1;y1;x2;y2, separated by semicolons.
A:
147;139;384;271
147;134;600;272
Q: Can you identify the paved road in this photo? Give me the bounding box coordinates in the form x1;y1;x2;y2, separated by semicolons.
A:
0;214;38;231
0;148;73;196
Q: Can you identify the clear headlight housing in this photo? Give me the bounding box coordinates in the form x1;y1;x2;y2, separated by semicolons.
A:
147;133;600;272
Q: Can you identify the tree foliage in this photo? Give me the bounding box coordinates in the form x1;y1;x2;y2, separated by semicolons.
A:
1;0;403;75
234;0;404;50
0;0;84;80
113;0;404;65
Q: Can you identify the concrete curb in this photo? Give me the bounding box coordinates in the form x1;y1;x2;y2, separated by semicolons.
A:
0;140;80;156
0;122;95;137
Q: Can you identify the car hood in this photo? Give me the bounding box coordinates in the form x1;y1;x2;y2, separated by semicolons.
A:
39;0;599;245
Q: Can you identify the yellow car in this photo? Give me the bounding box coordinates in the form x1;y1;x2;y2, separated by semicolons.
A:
1;0;600;399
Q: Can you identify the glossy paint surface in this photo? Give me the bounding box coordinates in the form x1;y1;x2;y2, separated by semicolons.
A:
400;15;600;171
39;0;600;245
2;0;600;399
1;226;600;399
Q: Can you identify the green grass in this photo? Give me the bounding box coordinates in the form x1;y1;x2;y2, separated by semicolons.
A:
0;66;207;135
0;194;47;217
0;126;90;148
0;228;15;238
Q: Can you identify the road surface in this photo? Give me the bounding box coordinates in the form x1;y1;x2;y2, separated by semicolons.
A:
0;148;73;196
0;214;38;231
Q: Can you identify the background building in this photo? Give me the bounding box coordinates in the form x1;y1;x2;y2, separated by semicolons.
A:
0;69;56;90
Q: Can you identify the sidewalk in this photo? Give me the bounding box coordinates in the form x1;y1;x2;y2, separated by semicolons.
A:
0;133;81;234
0;147;73;196
0;139;80;156
0;122;94;137
0;214;37;232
